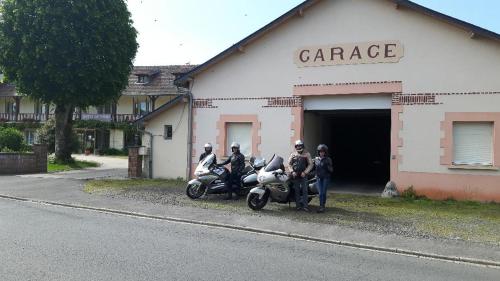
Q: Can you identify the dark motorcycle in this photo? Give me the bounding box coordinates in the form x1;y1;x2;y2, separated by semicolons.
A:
186;154;265;199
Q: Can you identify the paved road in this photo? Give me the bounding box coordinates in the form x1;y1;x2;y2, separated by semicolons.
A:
1;198;498;281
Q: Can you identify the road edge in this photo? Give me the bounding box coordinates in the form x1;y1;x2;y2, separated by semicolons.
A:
1;193;498;268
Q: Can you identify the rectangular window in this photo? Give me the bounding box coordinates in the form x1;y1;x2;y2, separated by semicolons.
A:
25;130;36;145
96;103;112;114
164;125;173;140
453;122;493;165
5;98;16;115
137;75;150;84
226;122;252;157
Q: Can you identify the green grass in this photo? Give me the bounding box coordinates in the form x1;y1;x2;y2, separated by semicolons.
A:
82;179;500;244
48;160;99;172
326;194;500;244
84;178;185;193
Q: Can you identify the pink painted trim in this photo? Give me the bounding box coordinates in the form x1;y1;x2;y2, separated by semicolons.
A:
293;81;402;96
215;115;262;157
440;112;500;166
390;105;403;180
396;171;500;202
290;106;304;147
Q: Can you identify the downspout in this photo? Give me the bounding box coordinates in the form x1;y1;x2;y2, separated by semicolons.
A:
186;83;194;180
178;78;195;180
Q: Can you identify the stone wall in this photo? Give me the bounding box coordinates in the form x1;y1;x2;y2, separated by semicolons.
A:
0;144;48;175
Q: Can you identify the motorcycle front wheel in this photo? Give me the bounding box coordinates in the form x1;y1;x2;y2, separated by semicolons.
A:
247;191;269;210
186;182;206;199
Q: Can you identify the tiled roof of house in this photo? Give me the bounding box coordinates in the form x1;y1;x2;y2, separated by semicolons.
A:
0;65;195;98
0;83;17;97
123;65;196;96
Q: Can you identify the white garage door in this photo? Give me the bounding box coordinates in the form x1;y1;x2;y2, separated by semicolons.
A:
303;94;392;110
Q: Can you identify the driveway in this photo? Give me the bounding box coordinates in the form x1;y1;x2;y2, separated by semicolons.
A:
20;154;128;180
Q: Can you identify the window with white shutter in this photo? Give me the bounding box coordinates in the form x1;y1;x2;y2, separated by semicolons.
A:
453;122;493;165
226;122;252;157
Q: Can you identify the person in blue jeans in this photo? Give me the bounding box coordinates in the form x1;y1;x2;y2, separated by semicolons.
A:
314;144;333;213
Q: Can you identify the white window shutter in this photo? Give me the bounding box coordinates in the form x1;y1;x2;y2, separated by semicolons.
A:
453;122;493;165
226;123;252;157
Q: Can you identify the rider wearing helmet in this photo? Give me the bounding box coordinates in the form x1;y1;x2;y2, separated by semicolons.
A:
199;143;216;163
288;140;313;212
218;142;245;200
314;144;333;213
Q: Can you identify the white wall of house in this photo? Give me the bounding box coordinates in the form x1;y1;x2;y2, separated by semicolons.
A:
142;101;189;179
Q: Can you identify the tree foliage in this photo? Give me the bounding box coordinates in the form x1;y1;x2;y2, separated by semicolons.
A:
0;0;138;162
0;0;138;106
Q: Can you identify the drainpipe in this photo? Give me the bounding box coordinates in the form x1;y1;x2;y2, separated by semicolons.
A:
137;127;153;179
179;80;194;180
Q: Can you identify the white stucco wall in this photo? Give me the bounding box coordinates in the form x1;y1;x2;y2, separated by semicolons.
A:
190;0;500;175
143;101;189;179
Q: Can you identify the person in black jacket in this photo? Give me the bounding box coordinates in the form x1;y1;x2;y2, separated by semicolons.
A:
199;143;216;163
313;144;333;213
218;142;245;200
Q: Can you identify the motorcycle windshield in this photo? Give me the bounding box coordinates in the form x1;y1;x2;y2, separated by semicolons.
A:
264;154;284;172
195;153;215;175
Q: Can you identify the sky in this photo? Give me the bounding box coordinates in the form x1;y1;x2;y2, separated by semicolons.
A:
126;0;500;66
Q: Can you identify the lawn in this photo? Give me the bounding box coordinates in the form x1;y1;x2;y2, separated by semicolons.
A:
48;160;100;172
83;179;500;245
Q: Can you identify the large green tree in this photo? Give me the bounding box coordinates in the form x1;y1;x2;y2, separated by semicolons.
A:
0;0;137;162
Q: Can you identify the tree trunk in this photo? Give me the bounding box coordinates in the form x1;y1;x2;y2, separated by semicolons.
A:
54;104;75;163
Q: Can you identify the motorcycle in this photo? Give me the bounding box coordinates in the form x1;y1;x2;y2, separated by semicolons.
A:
246;154;318;210
239;156;266;192
186;154;265;199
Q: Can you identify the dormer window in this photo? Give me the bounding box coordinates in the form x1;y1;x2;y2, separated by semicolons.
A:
137;75;150;84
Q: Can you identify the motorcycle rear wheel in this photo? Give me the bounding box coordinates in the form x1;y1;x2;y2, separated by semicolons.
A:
186;182;206;199
247;191;269;210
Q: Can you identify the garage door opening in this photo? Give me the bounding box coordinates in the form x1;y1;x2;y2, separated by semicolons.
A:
304;109;391;194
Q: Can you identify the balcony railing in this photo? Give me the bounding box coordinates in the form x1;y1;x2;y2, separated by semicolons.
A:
0;113;142;123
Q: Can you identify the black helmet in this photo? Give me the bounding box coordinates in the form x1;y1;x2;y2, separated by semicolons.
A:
204;143;212;154
294;140;304;153
317;144;328;155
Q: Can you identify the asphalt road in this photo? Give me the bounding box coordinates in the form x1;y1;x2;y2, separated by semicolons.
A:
0;198;498;281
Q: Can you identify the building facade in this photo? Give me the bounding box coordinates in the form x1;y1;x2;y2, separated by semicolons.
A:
141;0;500;202
0;65;193;152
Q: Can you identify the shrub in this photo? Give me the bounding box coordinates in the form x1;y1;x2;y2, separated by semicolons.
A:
99;147;128;156
401;186;418;200
36;118;80;153
0;127;25;152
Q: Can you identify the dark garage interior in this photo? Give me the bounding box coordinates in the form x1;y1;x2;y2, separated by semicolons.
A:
304;109;391;193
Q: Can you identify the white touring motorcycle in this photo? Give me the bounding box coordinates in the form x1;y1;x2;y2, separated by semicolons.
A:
186;154;265;199
246;154;318;210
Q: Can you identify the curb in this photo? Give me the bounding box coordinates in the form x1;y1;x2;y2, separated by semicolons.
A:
1;193;499;268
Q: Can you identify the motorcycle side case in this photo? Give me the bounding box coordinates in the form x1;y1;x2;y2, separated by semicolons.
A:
241;173;258;187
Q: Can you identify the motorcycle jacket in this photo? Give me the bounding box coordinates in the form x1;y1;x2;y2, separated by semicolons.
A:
314;156;333;179
219;152;245;175
288;150;313;178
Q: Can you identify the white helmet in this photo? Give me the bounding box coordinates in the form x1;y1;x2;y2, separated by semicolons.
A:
230;142;240;152
295;139;304;153
204;143;212;153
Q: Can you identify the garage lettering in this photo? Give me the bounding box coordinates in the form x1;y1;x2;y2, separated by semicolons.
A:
295;41;403;67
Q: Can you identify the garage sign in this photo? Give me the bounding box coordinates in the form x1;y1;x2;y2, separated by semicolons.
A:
294;41;404;67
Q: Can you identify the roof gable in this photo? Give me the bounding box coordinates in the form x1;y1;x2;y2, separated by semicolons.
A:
175;0;499;86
